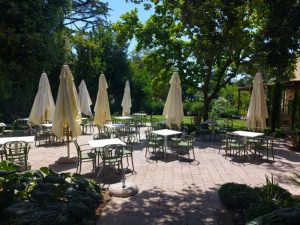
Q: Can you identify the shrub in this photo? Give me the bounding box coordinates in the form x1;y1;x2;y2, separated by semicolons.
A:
211;97;239;118
246;202;278;221
246;206;300;225
246;176;298;222
190;101;203;116
149;99;164;114
0;162;102;225
219;183;261;210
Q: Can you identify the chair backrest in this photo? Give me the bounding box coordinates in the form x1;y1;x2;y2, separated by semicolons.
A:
43;120;52;124
101;144;123;161
73;140;81;158
145;131;161;143
120;134;134;145
5;130;30;137
227;133;243;144
182;126;188;135
182;134;195;147
4;141;29;163
145;130;152;142
14;119;29;130
93;133;110;140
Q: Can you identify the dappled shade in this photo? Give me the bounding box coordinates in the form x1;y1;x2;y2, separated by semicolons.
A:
94;74;111;125
163;72;184;128
52;64;82;139
121;80;131;116
28;72;55;125
246;72;268;131
78;79;93;116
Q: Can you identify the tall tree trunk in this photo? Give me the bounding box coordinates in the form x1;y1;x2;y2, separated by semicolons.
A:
203;95;210;121
271;82;283;132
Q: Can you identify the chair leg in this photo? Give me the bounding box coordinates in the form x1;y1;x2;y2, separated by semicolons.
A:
76;160;79;173
131;155;135;172
192;147;195;160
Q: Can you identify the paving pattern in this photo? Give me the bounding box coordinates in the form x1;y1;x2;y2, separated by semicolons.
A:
26;128;300;225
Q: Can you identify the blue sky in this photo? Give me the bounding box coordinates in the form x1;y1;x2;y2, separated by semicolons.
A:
107;1;153;23
107;1;154;52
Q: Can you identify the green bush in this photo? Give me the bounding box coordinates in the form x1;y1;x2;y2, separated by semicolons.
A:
246;176;298;221
211;97;239;118
0;161;102;225
246;206;300;225
149;99;164;114
219;183;261;210
246;202;278;221
190;101;203;116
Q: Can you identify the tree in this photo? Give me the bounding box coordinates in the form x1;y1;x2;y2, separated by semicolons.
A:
73;27;130;113
114;1;254;120
0;0;68;121
128;54;153;113
64;0;110;31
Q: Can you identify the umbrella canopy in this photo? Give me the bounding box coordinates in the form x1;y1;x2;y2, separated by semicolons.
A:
52;65;82;141
121;80;132;116
94;74;111;125
78;80;93;116
246;72;269;131
28;72;55;125
163;72;184;128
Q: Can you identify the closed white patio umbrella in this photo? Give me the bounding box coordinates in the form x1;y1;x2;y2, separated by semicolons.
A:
28;72;55;125
163;71;184;128
52;64;82;159
121;80;131;116
246;72;269;131
94;74;111;126
78;80;93;116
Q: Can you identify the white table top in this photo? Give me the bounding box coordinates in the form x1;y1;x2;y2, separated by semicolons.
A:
152;129;182;137
133;113;147;116
41;123;53;128
0;123;6;127
0;136;35;145
232;131;264;138
114;116;132;120
88;138;126;148
104;123;125;128
16;118;29;121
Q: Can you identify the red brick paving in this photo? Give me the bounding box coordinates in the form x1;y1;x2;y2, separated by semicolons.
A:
26;128;300;225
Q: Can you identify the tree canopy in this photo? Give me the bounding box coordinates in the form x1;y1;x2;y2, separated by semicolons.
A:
114;0;300;119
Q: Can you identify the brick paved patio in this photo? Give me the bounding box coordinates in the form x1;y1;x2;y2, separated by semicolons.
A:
27;128;300;225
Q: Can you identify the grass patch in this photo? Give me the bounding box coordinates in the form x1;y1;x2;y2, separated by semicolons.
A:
149;115;246;129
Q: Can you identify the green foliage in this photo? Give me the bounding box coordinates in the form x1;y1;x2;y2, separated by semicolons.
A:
246;206;300;225
0;162;102;225
269;83;284;131
73;27;130;114
220;83;250;116
220;175;300;224
246;202;278;222
0;0;68;121
114;0;255;120
219;183;261;210
129;54;154;113
190;101;203;116
211;97;239;119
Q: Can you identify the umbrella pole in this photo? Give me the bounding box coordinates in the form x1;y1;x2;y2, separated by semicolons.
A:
66;126;70;158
